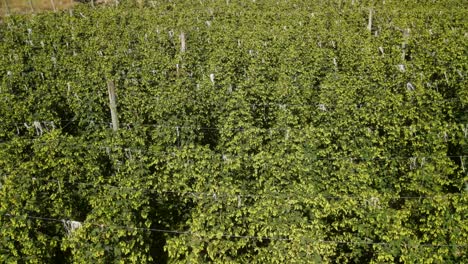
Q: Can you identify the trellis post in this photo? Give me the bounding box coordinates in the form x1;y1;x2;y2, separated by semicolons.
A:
107;80;119;132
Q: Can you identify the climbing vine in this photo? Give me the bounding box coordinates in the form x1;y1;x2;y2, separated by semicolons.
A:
0;0;467;263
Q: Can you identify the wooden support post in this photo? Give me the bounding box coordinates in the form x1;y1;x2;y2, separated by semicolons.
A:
402;28;410;61
28;0;35;13
179;32;186;53
50;0;56;12
107;80;119;132
367;8;373;32
3;0;10;15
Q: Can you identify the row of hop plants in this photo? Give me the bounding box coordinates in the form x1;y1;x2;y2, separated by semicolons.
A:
0;0;467;262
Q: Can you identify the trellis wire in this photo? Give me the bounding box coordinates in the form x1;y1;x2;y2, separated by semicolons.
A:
3;213;466;248
2;118;466;139
2;173;466;202
1;135;466;162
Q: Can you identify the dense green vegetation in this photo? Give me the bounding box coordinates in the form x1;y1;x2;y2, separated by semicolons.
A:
0;0;467;262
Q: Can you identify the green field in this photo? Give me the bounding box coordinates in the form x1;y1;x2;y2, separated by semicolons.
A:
0;0;467;262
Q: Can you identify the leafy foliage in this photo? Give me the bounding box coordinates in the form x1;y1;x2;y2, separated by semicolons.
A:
0;0;467;263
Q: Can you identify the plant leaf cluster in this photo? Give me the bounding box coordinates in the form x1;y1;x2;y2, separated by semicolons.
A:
0;0;467;263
